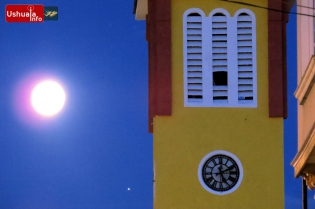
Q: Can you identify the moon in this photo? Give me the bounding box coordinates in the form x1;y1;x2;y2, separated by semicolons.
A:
31;80;66;116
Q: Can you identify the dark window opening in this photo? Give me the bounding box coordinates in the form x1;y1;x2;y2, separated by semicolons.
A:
213;71;228;86
188;13;200;16
188;95;203;99
239;13;248;16
214;13;224;16
239;96;253;100
214;96;228;100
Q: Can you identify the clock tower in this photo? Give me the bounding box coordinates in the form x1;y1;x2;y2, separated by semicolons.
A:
134;0;295;208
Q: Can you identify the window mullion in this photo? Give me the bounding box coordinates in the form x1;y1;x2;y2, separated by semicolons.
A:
203;16;212;106
227;16;238;106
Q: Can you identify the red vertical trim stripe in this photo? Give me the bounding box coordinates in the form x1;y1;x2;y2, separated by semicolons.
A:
282;12;288;119
268;0;289;118
147;0;172;132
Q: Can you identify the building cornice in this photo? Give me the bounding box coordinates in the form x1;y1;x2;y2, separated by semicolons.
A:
295;56;315;104
134;0;147;20
291;121;315;177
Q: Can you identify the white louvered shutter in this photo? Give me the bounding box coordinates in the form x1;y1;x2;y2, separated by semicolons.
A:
186;13;203;102
237;13;254;103
211;13;228;102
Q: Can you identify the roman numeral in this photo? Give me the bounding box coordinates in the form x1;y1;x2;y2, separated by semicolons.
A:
228;164;235;170
212;181;218;188
207;164;214;169
203;172;212;175
218;156;223;164
228;176;236;182
229;171;238;175
211;159;218;165
206;176;214;183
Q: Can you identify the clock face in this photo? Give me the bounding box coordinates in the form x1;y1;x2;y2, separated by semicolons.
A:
201;154;240;192
198;150;243;195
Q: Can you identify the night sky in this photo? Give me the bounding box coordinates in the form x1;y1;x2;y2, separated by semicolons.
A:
0;1;311;208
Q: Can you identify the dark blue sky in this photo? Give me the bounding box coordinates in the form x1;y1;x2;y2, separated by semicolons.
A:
1;0;151;208
285;4;301;208
0;1;310;208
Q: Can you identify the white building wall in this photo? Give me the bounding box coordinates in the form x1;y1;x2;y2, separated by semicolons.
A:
297;0;314;149
297;0;314;79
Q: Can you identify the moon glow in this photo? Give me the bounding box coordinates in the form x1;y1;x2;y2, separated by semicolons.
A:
31;80;66;116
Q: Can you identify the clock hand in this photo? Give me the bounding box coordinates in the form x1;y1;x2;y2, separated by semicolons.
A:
220;169;229;174
221;176;227;183
216;165;223;176
212;172;223;175
220;165;235;174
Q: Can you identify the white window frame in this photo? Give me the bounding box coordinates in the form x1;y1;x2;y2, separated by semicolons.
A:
183;8;257;108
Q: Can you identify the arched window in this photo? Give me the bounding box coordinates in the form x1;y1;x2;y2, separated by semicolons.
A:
183;8;256;108
237;12;255;103
184;9;204;103
212;12;228;102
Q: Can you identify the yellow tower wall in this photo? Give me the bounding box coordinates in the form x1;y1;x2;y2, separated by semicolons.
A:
153;0;284;208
